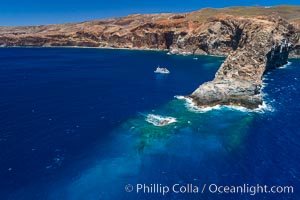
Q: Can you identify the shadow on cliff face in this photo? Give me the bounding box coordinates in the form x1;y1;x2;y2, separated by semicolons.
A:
265;40;291;71
164;31;175;49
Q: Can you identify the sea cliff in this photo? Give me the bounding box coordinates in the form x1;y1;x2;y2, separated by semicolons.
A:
1;5;299;109
189;16;294;109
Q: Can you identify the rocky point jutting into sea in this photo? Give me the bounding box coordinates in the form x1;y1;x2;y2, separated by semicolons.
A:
0;5;300;109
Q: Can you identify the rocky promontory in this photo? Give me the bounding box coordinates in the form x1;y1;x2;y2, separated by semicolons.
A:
189;16;294;109
0;5;300;109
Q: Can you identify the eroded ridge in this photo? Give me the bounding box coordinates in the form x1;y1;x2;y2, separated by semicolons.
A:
189;16;294;109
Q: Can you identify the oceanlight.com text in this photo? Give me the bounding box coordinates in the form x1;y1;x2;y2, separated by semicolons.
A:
125;183;294;196
208;184;294;195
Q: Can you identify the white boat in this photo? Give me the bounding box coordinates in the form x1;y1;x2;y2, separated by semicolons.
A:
154;66;170;74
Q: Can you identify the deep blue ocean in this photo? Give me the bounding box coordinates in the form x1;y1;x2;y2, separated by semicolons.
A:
0;48;299;200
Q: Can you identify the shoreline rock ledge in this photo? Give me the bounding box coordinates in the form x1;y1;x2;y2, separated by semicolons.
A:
189;17;294;109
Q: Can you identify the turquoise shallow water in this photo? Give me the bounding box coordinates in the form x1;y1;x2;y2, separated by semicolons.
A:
0;48;299;199
48;100;257;200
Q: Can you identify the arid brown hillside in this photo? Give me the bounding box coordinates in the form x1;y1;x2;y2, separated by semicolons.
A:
0;5;299;57
0;5;299;109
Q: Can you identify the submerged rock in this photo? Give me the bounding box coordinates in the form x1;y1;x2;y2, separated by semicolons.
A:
145;114;177;126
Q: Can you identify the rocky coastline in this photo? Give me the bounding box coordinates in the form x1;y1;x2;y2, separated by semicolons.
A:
1;6;299;109
189;16;295;109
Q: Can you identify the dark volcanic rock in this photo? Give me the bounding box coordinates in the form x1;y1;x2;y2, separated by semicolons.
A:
0;6;300;109
189;16;293;109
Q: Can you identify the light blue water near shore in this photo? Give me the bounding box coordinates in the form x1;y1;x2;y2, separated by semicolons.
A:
0;48;299;200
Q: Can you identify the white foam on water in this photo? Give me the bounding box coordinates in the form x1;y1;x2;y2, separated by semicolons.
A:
261;83;268;92
255;101;274;113
260;82;270;97
175;95;274;113
280;61;292;69
175;95;223;113
262;76;269;81
145;114;177;126
174;95;185;100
